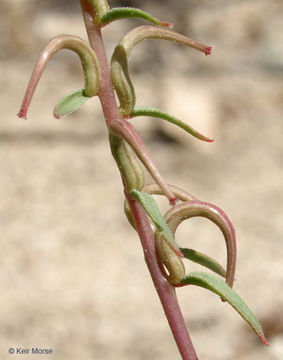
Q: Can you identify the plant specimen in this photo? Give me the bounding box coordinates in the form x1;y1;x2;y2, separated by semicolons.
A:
18;0;268;359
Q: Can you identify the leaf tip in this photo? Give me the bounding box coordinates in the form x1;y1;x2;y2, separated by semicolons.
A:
162;21;174;28
259;333;269;347
53;108;61;119
197;133;215;143
203;137;215;143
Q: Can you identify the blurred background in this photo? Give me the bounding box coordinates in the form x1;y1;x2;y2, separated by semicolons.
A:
0;0;283;359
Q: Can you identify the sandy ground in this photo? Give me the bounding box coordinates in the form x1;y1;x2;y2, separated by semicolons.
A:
0;1;283;359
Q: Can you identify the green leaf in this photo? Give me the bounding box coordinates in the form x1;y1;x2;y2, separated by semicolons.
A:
131;106;213;142
53;89;90;119
180;248;226;277
100;8;172;27
181;272;268;346
130;189;181;254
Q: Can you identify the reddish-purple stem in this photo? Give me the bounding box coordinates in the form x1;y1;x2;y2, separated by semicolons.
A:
79;0;119;127
79;0;197;358
126;195;198;360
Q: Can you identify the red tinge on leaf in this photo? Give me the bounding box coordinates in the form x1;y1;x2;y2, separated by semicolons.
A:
259;334;269;347
161;22;174;28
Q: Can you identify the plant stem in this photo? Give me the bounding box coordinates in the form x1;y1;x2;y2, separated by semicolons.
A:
79;1;198;358
79;0;120;126
126;195;198;360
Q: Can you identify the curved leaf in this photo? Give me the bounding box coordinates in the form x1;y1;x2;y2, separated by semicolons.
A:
53;89;90;118
181;272;268;346
131;106;214;142
100;7;173;27
180;248;226;277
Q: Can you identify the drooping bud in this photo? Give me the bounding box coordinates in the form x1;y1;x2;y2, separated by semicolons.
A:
110;25;211;117
18;35;100;119
120;25;211;56
163;200;237;288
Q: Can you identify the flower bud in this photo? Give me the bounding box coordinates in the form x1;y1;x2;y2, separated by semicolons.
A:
155;231;185;284
110;134;145;193
110;45;136;116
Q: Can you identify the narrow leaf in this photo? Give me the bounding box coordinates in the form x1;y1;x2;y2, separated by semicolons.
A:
180;248;226;277
100;8;173;28
130;189;181;256
53;89;90;119
181;272;269;346
131;106;214;142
